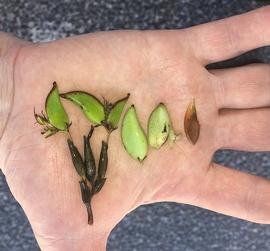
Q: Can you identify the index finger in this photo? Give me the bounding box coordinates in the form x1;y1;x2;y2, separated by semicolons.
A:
184;6;270;65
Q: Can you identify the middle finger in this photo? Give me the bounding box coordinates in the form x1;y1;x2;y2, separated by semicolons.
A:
211;64;270;109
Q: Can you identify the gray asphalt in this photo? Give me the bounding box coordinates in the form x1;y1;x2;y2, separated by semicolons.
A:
1;0;270;250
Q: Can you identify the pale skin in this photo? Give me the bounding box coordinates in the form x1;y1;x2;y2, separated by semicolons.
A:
1;6;270;251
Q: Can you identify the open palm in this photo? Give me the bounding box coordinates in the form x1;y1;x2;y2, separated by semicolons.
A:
1;7;270;251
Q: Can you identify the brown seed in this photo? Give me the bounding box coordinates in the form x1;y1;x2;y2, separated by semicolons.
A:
184;99;200;144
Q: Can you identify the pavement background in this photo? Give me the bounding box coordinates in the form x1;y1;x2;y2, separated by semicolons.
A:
1;0;270;250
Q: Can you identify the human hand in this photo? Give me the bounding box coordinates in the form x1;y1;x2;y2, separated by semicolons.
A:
1;6;270;251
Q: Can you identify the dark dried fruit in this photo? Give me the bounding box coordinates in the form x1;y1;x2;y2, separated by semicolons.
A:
67;139;86;179
97;141;108;179
93;178;106;194
84;126;96;184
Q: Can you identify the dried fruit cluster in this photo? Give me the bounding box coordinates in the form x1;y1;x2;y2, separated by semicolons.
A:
34;81;200;225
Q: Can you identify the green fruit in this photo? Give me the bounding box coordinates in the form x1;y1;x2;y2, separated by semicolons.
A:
121;105;148;162
45;82;70;131
107;93;130;130
147;103;172;149
60;91;105;125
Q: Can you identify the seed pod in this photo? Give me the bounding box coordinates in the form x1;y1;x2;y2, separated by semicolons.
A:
84;126;96;184
67;139;86;179
184;99;200;144
97;141;108;179
121;105;148;162
107;93;130;130
45;82;70;131
93;177;106;194
79;180;93;225
148;103;173;149
60;91;105;125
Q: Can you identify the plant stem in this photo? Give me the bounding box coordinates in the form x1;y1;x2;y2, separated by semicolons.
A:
86;203;94;225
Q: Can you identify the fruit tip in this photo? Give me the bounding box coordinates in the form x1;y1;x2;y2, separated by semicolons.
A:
52;81;57;88
138;155;147;162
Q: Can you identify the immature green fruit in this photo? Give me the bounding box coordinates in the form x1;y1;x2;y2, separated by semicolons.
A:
121;105;148;162
45;82;70;131
148;103;173;149
60;91;105;125
107;93;130;130
184;99;200;145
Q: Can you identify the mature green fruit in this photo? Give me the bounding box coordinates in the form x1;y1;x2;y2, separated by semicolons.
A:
45;82;70;131
60;91;105;125
148;103;172;149
121;105;148;162
107;93;130;130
